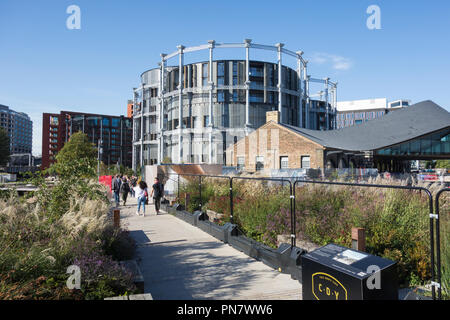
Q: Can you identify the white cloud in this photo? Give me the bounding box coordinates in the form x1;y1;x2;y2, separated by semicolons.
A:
310;53;353;71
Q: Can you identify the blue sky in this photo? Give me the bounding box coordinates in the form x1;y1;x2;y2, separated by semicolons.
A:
0;0;449;155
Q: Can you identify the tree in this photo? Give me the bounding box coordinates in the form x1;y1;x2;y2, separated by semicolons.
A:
435;160;450;169
52;132;97;178
0;128;10;166
33;132;106;221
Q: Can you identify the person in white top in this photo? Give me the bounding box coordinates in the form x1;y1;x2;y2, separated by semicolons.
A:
135;180;148;216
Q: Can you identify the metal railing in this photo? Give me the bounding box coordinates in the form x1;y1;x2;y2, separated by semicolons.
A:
160;172;444;300
293;179;437;299
435;187;450;300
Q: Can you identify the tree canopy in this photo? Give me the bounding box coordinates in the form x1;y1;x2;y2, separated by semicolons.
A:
52;131;97;178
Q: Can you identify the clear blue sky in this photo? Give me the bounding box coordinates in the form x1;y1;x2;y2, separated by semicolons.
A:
1;0;449;156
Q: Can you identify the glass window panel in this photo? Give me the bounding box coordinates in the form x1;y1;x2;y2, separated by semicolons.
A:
301;156;310;169
421;137;432;155
102;118;110;127
218;62;225;76
400;142;409;155
112;118;120;127
410;140;420;154
280;156;289;169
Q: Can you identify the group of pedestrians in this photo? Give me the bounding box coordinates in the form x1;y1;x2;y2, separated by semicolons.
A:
112;174;164;217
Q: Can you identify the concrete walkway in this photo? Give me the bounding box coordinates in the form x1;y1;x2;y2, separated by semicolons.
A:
118;197;302;300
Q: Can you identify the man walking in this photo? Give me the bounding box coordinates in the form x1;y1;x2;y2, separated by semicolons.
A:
130;176;137;198
150;177;164;215
120;176;130;206
112;174;122;207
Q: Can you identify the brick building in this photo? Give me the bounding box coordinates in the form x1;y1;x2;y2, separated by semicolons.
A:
227;101;450;173
226;111;325;173
42;111;132;170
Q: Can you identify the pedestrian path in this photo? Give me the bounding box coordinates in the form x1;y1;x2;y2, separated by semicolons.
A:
119;197;302;300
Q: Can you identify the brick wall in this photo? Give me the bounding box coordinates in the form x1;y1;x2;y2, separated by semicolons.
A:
228;122;325;172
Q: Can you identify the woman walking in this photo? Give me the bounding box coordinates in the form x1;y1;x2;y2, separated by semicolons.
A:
135;180;148;216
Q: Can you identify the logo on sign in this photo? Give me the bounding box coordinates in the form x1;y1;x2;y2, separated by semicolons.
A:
312;272;348;300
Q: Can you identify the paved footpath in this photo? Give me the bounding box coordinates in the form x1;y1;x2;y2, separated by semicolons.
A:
118;197;302;300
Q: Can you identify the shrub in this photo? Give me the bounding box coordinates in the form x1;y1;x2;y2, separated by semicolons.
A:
0;133;137;300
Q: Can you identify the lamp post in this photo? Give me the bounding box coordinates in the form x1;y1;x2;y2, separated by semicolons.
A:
97;117;103;177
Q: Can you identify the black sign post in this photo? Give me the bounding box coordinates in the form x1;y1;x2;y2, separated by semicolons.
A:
302;244;398;300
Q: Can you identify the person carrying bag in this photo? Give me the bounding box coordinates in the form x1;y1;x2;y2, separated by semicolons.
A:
150;177;164;215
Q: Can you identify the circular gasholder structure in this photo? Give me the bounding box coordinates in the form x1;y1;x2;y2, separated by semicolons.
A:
132;40;337;169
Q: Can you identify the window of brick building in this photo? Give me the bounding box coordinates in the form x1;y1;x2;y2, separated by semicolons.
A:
301;155;310;169
280;156;289;169
256;156;264;171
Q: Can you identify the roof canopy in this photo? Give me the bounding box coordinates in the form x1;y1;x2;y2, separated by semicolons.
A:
281;100;450;152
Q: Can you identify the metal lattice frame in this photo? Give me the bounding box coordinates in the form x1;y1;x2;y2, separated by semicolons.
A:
132;40;338;169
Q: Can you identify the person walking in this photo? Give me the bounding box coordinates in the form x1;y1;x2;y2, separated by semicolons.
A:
112;174;122;207
150;177;164;215
120;177;130;206
135;180;148;216
130;176;137;198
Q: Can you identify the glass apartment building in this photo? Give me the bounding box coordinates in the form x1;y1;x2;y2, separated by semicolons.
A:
0;104;33;154
132;40;338;170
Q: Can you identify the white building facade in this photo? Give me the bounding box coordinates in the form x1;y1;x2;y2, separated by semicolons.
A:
336;98;410;129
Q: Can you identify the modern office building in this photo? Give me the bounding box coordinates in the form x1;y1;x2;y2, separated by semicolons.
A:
132;40;338;171
42;111;133;169
227;101;450;173
336;98;410;129
0;104;33;154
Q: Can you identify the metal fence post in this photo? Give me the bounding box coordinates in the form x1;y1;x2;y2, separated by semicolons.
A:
435;188;449;300
289;181;294;248
230;177;234;224
199;175;202;212
292;179;437;299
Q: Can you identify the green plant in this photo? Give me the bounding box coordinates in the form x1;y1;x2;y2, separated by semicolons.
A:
0;132;137;300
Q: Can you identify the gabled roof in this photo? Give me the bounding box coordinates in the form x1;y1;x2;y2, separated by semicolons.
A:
280;100;450;152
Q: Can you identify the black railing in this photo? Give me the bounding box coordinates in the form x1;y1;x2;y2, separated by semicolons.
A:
160;172;444;300
293;179;436;299
435;187;450;300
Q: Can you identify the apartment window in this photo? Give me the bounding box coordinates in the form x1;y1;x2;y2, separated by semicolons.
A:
50;116;59;126
280;156;289;169
301;156;310;169
203;115;210;127
232;91;238;102
194;116;201;129
102;118;110;127
249;91;264;103
217;62;225;85
217;90;225;102
256;156;264;171
249;66;263;77
112;118;120;127
202;63;208;87
232;62;238;85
